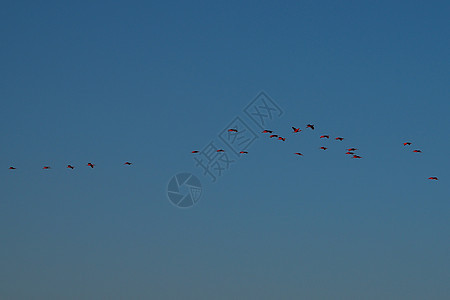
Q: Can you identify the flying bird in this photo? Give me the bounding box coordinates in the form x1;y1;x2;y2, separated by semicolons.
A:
345;152;354;155
87;163;95;168
278;137;286;141
269;134;278;138
192;151;199;153
413;150;422;153
294;152;303;156
262;130;273;133
292;127;301;133
352;155;362;159
43;166;51;169
320;147;328;150
347;148;358;151
306;124;315;130
216;149;225;152
228;129;238;133
428;177;438;180
403;142;412;146
67;165;74;169
9;167;16;170
124;162;132;165
239;151;248;154
320;135;329;139
335;137;344;141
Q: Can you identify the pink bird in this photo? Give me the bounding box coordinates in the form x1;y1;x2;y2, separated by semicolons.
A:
352;155;362;159
320;135;329;139
292;127;301;133
306;124;315;130
228;129;238;133
269;134;278;138
347;148;358;151
428;177;438;180
403;142;412;146
278;137;286;141
345;152;354;155
87;163;95;168
335;137;344;141
262;130;273;133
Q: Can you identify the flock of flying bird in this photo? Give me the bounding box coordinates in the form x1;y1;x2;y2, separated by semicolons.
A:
6;123;439;181
192;124;439;181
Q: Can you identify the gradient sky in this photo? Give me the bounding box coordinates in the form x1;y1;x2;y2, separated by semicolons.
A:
1;1;449;299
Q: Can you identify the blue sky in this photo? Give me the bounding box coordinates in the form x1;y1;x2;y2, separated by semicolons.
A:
1;1;449;299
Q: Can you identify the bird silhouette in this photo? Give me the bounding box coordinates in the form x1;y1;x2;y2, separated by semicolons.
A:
403;142;412;146
294;152;303;156
320;135;329;139
320;147;328;150
352;155;362;159
278;137;286;141
239;151;248;154
269;134;278;138
347;148;358;151
124;162;132;165
87;163;95;168
9;167;16;170
43;166;51;169
428;177;438;180
413;150;422;153
228;129;238;133
216;149;225;152
292;127;301;133
191;151;199;153
345;152;355;155
335;137;344;141
67;165;74;169
262;130;273;133
306;124;315;130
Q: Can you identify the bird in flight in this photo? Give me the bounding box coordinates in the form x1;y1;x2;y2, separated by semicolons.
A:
216;149;225;152
320;135;329;139
413;150;422;153
124;162;132;165
191;151;199;154
67;165;74;169
87;163;95;168
278;137;286;141
320;147;328;150
345;152;355;155
347;148;358;151
306;124;315;130
352;155;362;159
428;177;438;180
240;151;248;154
43;166;51;169
292;127;301;133
269;134;278;138
9;167;16;170
228;129;238;133
335;137;344;141
262;130;273;133
294;152;303;156
403;142;412;146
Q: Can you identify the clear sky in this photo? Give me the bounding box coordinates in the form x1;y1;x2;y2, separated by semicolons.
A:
1;1;449;299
